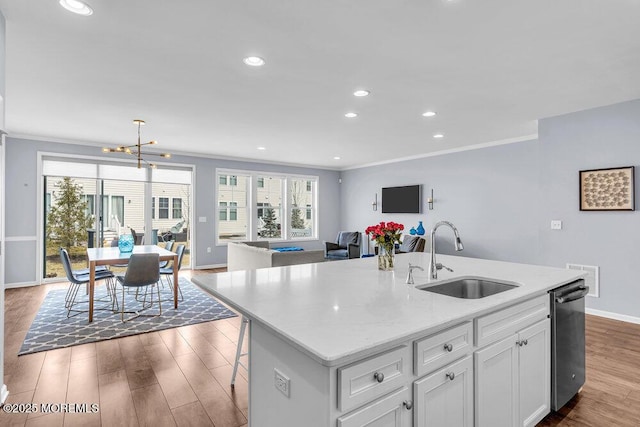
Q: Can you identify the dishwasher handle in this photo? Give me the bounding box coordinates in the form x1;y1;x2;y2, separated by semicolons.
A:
555;286;589;304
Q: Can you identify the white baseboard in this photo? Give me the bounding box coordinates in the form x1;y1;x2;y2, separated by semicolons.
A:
586;308;640;325
194;264;227;270
4;281;38;289
1;384;8;404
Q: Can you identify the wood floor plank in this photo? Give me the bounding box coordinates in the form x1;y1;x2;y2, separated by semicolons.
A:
98;369;139;427
28;348;71;421
25;412;64;427
70;343;96;361
5;352;46;394
171;401;214;427
175;352;247;427
0;390;35;427
209;364;249;417
158;329;194;358
130;384;177;427
95;340;123;375
63;356;100;427
143;343;198;409
118;335;158;391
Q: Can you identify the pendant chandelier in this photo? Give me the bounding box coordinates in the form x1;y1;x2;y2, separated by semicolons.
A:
102;119;171;168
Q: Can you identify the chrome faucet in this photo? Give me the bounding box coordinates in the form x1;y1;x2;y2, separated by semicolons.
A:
428;221;464;280
406;263;424;285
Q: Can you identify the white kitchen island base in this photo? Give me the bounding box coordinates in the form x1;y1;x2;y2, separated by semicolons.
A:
192;253;583;427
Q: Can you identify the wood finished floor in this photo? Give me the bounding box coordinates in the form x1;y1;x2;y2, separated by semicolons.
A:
1;269;248;427
2;271;640;426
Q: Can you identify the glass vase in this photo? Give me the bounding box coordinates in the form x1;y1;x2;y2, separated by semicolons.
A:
378;244;395;271
118;234;135;253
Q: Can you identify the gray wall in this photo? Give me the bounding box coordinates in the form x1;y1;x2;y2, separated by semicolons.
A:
0;10;4;97
4;137;341;284
340;140;542;263
341;98;640;318
537;100;640;316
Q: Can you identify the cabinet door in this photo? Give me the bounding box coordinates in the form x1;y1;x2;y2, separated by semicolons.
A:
337;387;411;427
518;319;550;427
475;334;519;427
414;355;473;427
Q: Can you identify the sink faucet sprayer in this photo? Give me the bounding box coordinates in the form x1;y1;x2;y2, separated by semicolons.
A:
429;221;464;280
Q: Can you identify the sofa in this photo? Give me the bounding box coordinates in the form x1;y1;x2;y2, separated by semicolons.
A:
227;241;326;272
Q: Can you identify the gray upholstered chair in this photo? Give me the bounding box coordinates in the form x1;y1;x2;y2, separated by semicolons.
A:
324;231;361;260
116;253;161;322
397;235;426;253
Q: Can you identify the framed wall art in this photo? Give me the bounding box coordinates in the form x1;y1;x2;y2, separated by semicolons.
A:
579;166;635;211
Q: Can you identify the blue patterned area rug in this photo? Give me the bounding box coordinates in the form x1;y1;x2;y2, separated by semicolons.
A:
19;277;237;355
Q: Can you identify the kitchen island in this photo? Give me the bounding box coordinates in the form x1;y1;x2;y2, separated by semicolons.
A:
192;252;585;427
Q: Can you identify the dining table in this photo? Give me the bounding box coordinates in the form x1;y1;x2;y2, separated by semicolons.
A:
86;245;179;323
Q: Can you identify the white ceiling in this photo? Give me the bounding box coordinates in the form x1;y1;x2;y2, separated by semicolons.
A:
0;0;639;170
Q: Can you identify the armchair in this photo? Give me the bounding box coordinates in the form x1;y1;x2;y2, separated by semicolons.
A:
397;235;426;253
324;231;361;260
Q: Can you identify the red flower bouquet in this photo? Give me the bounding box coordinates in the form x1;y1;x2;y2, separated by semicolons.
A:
365;222;404;270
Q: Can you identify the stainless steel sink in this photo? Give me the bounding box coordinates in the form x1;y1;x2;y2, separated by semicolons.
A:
416;277;518;299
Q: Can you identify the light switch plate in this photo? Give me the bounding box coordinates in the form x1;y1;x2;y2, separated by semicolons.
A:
551;220;562;230
198;216;207;223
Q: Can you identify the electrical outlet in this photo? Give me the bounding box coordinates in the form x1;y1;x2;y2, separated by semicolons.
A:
551;220;562;230
198;216;207;223
207;247;211;253
274;368;290;397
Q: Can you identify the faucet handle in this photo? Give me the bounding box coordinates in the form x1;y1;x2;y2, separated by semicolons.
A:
435;263;453;273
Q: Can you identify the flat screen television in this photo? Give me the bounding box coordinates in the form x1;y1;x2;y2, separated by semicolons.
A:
381;185;421;213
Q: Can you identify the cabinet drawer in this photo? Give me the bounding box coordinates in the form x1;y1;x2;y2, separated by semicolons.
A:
414;322;472;377
475;294;549;348
338;346;410;412
337;387;411;427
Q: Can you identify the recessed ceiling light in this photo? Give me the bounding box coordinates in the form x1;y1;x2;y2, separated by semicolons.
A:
257;146;266;150
243;56;265;67
422;111;437;117
59;0;93;16
344;112;358;118
433;133;444;139
333;156;341;160
353;90;370;97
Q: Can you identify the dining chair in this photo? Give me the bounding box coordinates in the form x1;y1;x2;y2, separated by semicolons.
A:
158;240;175;269
116;253;161;322
60;248;116;317
159;244;185;302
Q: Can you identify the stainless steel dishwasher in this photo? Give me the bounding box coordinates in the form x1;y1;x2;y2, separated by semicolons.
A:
550;279;589;411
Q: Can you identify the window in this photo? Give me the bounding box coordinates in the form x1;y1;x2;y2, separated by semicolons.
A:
159;197;169;219
151;197;155;219
229;202;238;221
172;198;182;219
219;202;228;221
289;178;314;238
216;170;317;243
82;194;95;217
112;196;124;225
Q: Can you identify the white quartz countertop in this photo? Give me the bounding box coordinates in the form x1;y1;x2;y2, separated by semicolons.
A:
192;253;585;366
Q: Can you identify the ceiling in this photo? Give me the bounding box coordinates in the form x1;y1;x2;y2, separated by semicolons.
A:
0;0;639;170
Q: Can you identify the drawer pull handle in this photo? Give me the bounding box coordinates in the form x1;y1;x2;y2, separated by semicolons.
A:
443;343;453;352
517;339;529;347
446;372;455;381
403;400;413;410
523;339;528;346
373;372;385;383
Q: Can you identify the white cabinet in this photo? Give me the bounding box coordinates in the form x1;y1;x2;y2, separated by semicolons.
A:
337;387;412;427
475;318;550;427
518;318;550;427
413;355;473;427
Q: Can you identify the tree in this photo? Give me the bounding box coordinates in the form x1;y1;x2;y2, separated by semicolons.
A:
261;207;280;238
47;177;92;248
290;180;306;229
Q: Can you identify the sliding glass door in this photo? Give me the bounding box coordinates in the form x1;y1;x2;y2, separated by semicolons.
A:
42;158;192;281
